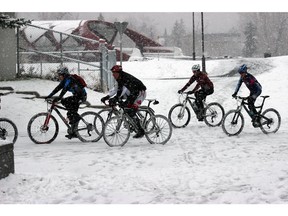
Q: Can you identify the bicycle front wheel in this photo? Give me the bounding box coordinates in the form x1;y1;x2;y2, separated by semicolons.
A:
168;104;191;128
103;116;130;147
27;112;59;144
260;108;281;134
145;114;172;145
204;102;225;127
76;111;104;142
98;108;114;123
0;118;18;144
222;110;244;136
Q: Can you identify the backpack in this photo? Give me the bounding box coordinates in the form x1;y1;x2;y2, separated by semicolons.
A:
71;74;87;88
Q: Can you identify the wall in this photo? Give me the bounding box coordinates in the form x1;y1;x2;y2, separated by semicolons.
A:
0;28;17;80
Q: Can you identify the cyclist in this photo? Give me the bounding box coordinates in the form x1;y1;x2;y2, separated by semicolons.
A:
45;67;87;139
178;64;214;121
232;64;262;124
103;65;147;138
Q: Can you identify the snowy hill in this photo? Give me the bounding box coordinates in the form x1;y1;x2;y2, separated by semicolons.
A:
0;56;288;206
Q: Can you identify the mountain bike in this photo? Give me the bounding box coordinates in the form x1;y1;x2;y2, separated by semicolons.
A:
0;95;18;144
168;92;225;128
222;95;281;136
27;98;104;144
103;99;172;147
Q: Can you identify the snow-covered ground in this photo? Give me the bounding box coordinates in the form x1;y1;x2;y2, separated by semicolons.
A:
1;56;288;212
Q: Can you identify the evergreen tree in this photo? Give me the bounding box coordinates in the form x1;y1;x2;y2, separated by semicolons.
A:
98;13;105;21
171;19;186;49
243;22;257;57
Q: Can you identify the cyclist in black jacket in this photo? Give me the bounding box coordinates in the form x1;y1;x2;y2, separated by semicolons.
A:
45;67;87;139
102;65;147;138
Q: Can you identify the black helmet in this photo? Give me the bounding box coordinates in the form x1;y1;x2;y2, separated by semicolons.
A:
57;67;69;76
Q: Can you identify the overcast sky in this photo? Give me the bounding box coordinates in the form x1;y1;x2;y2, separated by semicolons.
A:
17;12;240;35
5;0;283;35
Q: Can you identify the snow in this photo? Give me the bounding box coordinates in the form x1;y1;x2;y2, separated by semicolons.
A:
1;55;288;213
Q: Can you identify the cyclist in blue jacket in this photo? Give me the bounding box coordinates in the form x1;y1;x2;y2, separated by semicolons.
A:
232;64;262;122
45;67;87;139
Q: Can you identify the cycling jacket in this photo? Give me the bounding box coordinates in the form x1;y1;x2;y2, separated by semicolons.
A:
48;75;87;100
180;72;214;93
116;71;146;105
233;72;262;95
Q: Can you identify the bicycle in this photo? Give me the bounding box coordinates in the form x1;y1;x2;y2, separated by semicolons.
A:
103;99;172;147
98;99;155;123
168;92;225;128
221;95;281;136
27;98;104;144
0;96;18;144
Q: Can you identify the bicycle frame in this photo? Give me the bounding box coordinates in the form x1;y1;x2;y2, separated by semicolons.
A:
44;100;91;134
180;93;207;114
232;96;274;128
235;96;267;119
43;101;70;130
108;99;158;134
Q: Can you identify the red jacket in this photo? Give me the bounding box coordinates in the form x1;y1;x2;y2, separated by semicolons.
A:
180;72;214;93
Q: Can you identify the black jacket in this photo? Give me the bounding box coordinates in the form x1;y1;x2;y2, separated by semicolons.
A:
116;71;146;104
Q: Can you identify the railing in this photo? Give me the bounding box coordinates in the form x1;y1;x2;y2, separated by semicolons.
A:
17;23;116;92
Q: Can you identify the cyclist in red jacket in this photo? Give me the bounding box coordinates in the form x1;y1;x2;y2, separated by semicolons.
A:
178;64;214;121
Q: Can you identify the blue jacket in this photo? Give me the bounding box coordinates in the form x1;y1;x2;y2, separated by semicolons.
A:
234;72;262;95
48;75;87;100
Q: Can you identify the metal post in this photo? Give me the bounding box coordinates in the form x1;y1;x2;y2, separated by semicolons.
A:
119;32;123;65
201;12;206;73
60;33;63;66
16;27;20;78
192;12;196;60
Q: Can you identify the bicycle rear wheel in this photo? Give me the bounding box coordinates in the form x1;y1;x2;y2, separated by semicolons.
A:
103;116;130;147
222;110;244;136
168;104;191;128
0;118;18;144
27;112;59;144
259;108;281;134
204;102;225;127
145;114;172;145
76;111;104;142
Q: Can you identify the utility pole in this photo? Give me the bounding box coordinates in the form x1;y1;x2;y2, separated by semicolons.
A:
201;12;206;73
192;12;196;60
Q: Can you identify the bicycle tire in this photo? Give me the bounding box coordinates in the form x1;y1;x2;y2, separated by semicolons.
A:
103;116;130;147
0;118;18;144
259;108;281;134
98;108;114;123
75;111;104;142
145;114;172;145
222;110;244;136
168;103;191;128
203;102;225;127
27;112;59;144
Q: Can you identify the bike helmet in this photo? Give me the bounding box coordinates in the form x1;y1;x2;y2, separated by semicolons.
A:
238;64;247;74
57;67;69;76
111;65;122;73
192;64;200;72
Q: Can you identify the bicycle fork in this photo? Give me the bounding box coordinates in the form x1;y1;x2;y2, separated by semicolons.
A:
42;109;53;132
